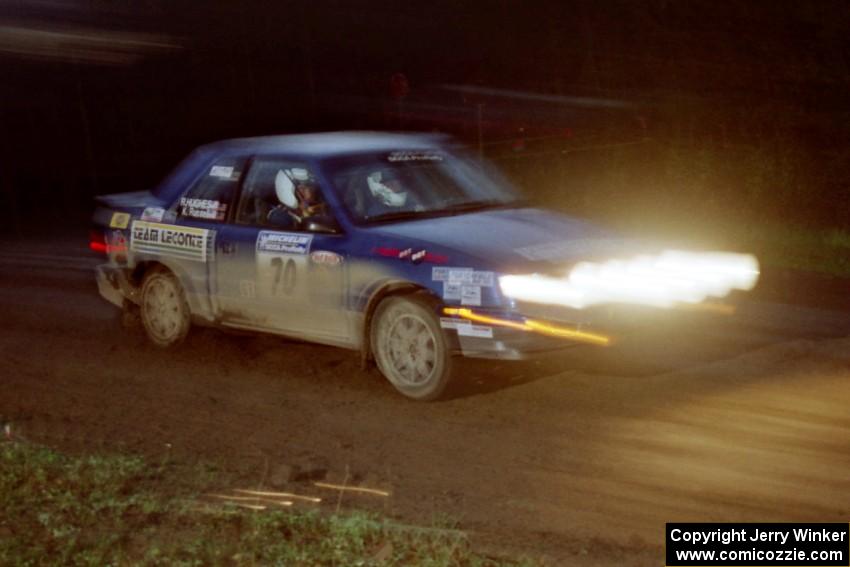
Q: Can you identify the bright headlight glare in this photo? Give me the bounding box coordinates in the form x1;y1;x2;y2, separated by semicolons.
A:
499;250;759;310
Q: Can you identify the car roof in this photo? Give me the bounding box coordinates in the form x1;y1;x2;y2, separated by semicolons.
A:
152;131;454;200
199;131;453;159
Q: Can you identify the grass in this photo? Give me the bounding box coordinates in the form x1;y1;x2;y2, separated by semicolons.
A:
0;441;534;566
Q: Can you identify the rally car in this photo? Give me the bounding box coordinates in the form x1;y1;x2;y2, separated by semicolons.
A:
91;132;758;400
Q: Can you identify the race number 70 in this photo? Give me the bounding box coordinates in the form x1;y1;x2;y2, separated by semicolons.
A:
270;257;296;295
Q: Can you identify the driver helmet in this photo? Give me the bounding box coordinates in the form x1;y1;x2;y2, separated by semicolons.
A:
367;170;407;207
274;169;299;208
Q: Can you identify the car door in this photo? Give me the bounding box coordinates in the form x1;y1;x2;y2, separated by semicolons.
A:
155;154;247;318
217;157;349;341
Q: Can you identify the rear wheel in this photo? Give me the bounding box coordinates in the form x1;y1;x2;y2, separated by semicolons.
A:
140;267;190;347
371;295;452;401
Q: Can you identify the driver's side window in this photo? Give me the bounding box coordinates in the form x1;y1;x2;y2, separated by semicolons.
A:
236;159;332;232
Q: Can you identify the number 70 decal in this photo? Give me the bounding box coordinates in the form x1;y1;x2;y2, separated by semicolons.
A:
270;257;297;295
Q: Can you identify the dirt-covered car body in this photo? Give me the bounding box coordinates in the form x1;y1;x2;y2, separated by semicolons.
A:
91;132;756;399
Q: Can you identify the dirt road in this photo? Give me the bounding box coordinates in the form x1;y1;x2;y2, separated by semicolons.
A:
2;237;849;565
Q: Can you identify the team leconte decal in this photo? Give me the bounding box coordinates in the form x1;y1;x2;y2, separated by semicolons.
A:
109;212;130;229
130;220;210;262
140;206;165;222
179;198;227;221
256;231;312;254
310;250;342;266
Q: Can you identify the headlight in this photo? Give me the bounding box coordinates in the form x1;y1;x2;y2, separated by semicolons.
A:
499;250;759;310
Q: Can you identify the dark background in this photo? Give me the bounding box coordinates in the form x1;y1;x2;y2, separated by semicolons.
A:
3;1;850;240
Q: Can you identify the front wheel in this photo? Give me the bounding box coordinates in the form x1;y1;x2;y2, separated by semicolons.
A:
140;267;191;347
371;295;452;401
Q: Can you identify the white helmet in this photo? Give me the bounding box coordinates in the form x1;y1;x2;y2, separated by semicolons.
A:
274;170;299;208
367;171;407;207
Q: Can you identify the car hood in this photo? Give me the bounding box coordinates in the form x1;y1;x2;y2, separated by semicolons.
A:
366;207;640;272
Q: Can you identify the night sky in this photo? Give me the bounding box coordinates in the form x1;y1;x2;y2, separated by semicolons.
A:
3;1;850;231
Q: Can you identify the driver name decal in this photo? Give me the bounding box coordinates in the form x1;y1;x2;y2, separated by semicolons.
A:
130;221;210;262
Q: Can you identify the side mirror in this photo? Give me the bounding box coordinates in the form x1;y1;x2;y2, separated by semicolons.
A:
303;215;341;234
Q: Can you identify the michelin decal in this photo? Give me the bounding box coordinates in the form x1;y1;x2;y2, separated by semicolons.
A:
257;232;312;255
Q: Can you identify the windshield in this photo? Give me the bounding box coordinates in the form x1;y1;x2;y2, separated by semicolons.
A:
325;149;523;224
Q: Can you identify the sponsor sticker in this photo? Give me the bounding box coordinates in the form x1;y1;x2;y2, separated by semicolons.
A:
109;212;130;229
130;221;210;262
387;151;443;162
310;250;342;266
470;271;495;287
448;268;474;284
440;318;494;339
457;324;493;338
239;279;256;298
209;165;234;178
180;197;227;221
257;231;312;255
443;282;462;300
140;206;165;222
460;285;481;306
432;267;450;281
110;230;127;253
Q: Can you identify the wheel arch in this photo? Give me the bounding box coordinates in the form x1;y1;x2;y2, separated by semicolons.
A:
128;259;205;315
359;280;442;370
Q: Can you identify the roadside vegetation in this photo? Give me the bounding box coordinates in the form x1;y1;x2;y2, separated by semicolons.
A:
0;440;533;566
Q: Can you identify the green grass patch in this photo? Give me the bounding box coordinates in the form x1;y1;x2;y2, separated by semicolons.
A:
0;441;533;566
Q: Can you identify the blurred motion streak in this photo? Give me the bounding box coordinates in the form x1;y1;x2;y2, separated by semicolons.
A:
206;493;293;507
0;23;179;65
440;84;633;109
313;482;391;497
233;488;322;503
500;250;759;310
443;307;612;346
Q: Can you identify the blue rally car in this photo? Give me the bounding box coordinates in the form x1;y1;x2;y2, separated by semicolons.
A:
91;132;758;400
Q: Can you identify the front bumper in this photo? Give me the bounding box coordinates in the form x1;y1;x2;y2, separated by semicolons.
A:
440;302;719;360
440;306;616;360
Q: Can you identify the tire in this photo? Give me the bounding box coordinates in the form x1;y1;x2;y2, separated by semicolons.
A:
371;295;452;401
139;267;191;347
